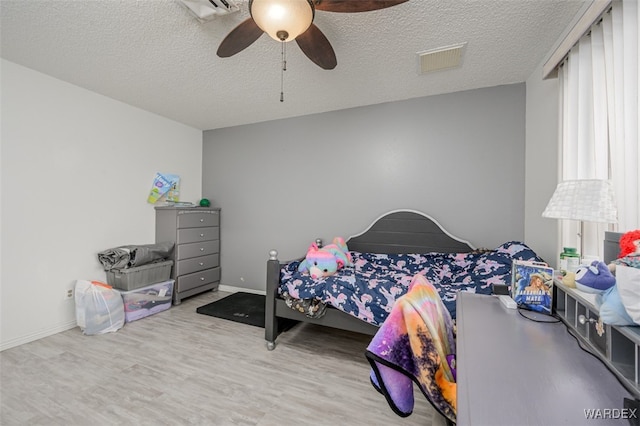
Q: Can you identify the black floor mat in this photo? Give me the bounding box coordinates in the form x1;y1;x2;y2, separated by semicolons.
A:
197;292;266;328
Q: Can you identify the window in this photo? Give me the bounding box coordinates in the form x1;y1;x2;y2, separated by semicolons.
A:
555;0;638;257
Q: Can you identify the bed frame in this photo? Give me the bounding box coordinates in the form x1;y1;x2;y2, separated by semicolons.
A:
265;210;475;350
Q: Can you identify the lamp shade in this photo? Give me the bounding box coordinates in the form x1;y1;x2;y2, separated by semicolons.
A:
250;0;314;42
542;179;618;223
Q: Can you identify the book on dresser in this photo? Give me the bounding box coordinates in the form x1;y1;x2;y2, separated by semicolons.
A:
510;260;554;314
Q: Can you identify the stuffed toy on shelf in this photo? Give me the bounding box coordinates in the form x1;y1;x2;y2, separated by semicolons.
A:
575;229;640;327
607;230;640;325
574;260;632;325
298;237;353;279
608;229;640;273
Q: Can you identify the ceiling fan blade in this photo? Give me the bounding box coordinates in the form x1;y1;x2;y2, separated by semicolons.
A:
216;18;264;58
296;23;337;70
313;0;408;13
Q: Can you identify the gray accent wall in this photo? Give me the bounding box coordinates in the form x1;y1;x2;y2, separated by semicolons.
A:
203;84;529;292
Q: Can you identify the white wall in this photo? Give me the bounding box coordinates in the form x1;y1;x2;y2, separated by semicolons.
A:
203;84;529;292
524;61;562;269
0;59;203;350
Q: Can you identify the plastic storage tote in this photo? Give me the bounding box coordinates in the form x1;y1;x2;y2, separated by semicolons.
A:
117;280;174;322
105;260;173;291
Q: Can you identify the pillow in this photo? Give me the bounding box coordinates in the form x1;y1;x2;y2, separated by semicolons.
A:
616;265;640;325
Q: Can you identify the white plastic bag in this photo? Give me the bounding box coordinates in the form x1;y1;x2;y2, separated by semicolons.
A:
617;265;640;326
75;280;125;335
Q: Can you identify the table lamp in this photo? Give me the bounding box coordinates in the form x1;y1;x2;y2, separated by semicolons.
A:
542;179;617;261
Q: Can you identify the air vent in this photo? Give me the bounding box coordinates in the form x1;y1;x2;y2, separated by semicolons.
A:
179;0;240;22
417;43;466;74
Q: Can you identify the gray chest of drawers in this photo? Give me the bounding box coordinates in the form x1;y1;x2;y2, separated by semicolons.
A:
155;206;221;304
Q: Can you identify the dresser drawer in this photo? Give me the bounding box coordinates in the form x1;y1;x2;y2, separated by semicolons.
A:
177;226;219;245
177;211;219;228
176;267;221;293
175;254;219;276
176;240;219;260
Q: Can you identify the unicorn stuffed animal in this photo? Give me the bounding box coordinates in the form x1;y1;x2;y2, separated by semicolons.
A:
298;237;353;279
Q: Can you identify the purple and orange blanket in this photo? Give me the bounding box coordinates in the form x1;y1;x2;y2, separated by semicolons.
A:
365;274;457;423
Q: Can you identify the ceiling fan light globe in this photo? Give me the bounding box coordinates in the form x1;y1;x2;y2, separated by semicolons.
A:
250;0;314;42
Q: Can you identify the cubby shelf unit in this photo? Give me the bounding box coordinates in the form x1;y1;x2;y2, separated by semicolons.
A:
553;278;640;399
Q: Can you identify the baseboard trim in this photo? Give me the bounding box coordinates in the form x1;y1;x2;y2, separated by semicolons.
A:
2;286;266;351
1;320;78;352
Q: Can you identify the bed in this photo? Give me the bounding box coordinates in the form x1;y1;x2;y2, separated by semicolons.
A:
265;210;544;350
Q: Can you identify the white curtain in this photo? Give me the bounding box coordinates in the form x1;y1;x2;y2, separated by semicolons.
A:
559;0;639;259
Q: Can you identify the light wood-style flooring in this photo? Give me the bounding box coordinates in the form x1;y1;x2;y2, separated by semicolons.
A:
1;290;445;425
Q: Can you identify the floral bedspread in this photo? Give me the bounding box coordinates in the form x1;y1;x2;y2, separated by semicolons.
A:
279;241;543;325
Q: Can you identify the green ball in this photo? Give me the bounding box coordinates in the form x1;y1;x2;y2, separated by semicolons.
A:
199;198;211;207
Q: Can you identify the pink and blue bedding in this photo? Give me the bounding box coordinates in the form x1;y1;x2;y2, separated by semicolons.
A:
279;241;543;324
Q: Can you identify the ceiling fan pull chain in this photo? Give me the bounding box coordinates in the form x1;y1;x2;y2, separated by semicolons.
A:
280;41;287;102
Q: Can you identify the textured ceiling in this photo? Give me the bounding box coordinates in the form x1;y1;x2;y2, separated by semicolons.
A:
0;0;588;131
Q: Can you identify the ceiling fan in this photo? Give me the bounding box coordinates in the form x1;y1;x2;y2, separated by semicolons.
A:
216;0;409;70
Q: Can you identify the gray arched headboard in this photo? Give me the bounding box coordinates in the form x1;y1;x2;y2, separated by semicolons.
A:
346;210;475;254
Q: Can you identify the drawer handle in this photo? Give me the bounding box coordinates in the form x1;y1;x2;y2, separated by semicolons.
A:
200;277;205;281
199;262;204;266
200;233;204;237
200;248;204;251
200;219;204;222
